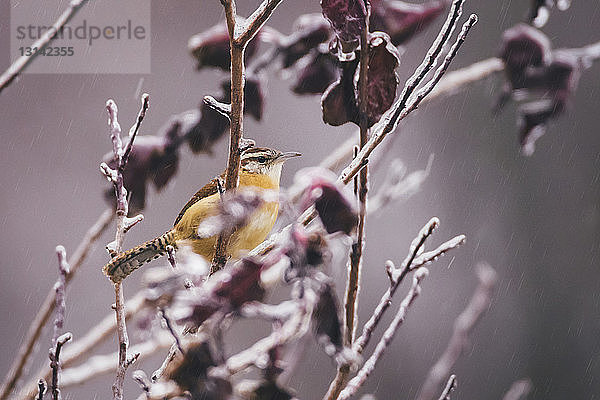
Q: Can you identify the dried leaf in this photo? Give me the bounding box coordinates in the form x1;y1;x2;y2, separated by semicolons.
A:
221;73;265;121
292;50;339;95
166;341;231;399
363;32;401;125
313;182;358;235
321;59;359;126
281;14;333;69
189;22;259;71
370;0;446;45
214;258;266;308
103;133;180;213
312;281;343;355
245;380;294;400
321;0;367;54
499;24;552;89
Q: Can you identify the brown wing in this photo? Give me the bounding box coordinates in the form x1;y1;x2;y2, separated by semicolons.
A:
173;174;224;227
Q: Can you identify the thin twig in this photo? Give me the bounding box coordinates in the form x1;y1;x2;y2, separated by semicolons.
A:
52;246;70;347
21;293;145;398
36;379;46;400
353;217;439;355
501;379;532;400
337;268;429;400
151;344;179;383
56;334;171;389
211;0;284;274
437;375;457;400
235;0;284;46
416;263;497;400
49;332;72;400
211;285;314;377
0;0;88;94
332;7;371;399
338;0;473;187
400;15;479;121
102;95;149;400
160;309;185;355
0;208;112;400
211;0;246;274
132;370;151;396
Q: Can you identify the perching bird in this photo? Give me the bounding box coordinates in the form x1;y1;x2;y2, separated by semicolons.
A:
103;146;300;283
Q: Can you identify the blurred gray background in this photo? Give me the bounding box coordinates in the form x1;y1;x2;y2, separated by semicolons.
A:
0;1;599;399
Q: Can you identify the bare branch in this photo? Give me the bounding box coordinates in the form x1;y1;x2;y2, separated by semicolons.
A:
353;217;439;355
57;334;171;389
502;379;532;400
151;344;178;383
0;208;112;400
438;375;457;400
368;155;433;214
52;246;70;347
123;93;150;164
0;0;88;94
338;268;429;400
400;15;479;121
49;332;72;400
338;0;475;187
160;309;185;355
416;263;497;400
411;235;466;270
103;96;149;400
36;379;46;400
203;95;232;119
235;0;284;46
132;370;151;396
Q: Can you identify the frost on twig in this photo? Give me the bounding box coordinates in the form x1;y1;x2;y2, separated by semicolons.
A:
49;332;72;400
36;379;46;400
52;246;70;347
368;155;434;214
0;0;88;93
0;209;112;400
338;0;478;187
416;263;497;400
337;268;429;400
211;0;284;274
437;374;457;400
501;378;532;400
101;94;150;400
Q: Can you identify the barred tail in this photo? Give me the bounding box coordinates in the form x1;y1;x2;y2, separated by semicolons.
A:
103;230;177;283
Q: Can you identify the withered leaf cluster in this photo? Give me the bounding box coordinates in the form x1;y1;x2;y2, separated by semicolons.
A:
496;24;581;155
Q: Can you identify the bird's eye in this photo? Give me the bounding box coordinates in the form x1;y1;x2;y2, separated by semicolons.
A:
257;156;267;163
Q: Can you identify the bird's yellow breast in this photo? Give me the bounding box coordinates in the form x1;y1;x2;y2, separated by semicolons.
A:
173;172;280;260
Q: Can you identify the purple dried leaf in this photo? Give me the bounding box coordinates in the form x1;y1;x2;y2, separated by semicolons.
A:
363;31;401;126
312;181;358;235
247;381;294;400
370;0;446;45
165;340;233;399
292;49;339;95
214;258;266;308
185;104;230;154
220;73;265;121
312;281;343;355
189;22;259;71
499;24;552;89
321;0;368;54
103;134;180;213
284;227;329;281
281;13;333;69
321;59;359;126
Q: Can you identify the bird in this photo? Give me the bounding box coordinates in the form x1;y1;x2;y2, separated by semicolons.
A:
103;146;301;283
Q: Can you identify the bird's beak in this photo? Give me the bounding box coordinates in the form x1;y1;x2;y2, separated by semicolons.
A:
277;151;302;162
